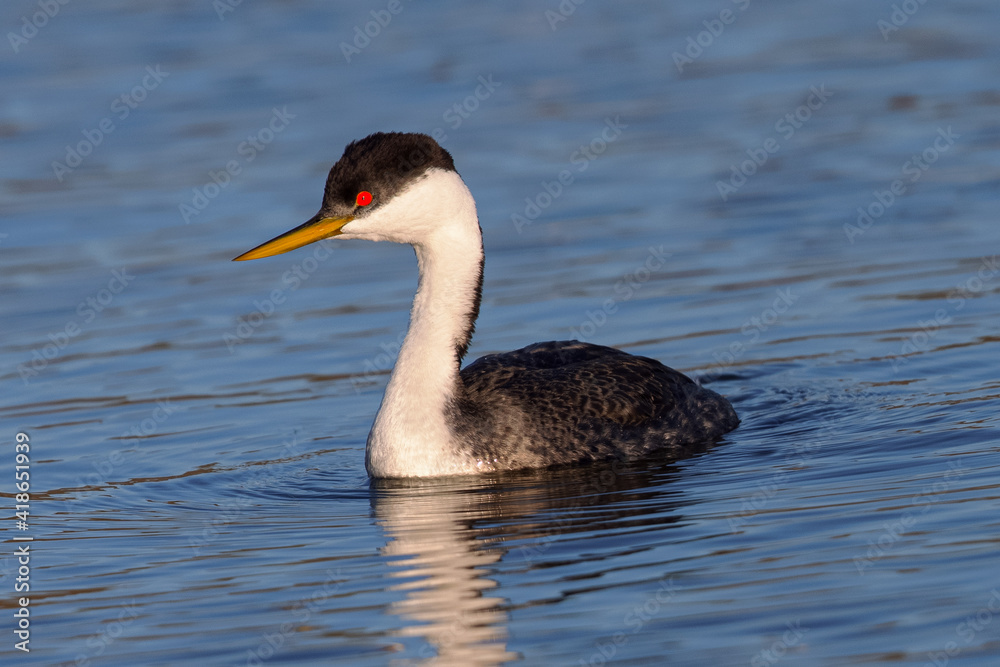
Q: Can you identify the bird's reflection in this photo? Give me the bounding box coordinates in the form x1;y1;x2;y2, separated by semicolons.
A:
374;480;516;665
371;449;706;665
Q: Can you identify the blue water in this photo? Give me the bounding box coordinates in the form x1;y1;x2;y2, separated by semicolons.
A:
3;1;1000;665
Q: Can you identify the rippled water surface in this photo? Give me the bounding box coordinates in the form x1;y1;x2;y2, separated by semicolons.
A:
3;1;1000;665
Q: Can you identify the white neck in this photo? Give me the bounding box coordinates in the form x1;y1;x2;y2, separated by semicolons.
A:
364;171;483;477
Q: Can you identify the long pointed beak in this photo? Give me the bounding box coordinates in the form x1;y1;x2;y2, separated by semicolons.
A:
232;213;354;261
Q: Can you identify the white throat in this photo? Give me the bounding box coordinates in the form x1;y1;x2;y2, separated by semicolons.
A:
364;170;484;477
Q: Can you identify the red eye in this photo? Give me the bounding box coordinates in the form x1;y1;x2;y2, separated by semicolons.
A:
356;191;373;207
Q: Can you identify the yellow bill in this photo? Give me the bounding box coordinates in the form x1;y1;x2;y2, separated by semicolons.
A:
233;214;354;261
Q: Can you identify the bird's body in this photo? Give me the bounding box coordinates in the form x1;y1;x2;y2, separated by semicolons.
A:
455;341;739;472
235;132;738;478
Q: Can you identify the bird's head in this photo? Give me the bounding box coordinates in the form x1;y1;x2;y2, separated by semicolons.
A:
233;132;472;260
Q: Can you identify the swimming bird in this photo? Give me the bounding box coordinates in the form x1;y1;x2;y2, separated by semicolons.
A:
234;132;738;478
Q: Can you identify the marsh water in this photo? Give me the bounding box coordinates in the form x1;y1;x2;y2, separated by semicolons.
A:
2;1;999;665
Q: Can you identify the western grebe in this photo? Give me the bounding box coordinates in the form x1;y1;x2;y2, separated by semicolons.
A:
234;132;738;478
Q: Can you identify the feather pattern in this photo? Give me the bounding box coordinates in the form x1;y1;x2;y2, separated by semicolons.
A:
453;341;739;471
